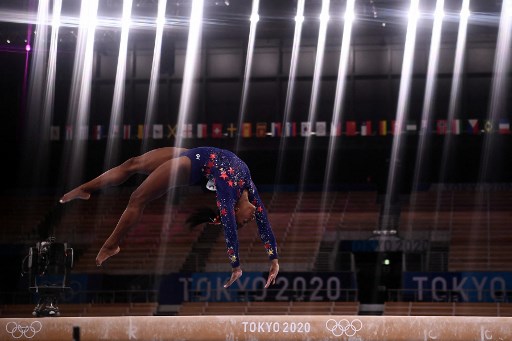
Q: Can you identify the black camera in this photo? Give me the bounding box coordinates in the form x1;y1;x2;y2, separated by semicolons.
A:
22;237;74;317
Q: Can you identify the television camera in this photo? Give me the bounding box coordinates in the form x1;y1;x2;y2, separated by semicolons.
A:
22;237;74;317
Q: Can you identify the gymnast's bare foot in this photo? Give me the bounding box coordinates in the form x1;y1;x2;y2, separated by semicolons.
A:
59;188;91;203
96;245;121;266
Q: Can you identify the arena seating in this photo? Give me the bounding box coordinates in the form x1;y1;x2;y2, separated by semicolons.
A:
0;302;158;317
3;187;512;318
176;301;360;316
383;301;512;317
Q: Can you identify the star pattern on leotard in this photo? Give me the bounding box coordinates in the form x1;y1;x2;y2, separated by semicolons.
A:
192;147;278;268
264;241;275;256
227;247;237;263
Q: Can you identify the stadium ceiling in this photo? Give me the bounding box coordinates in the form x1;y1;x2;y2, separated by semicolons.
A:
0;0;503;43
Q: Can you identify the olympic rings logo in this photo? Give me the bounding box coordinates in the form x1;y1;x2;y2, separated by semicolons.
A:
5;321;42;339
325;319;363;337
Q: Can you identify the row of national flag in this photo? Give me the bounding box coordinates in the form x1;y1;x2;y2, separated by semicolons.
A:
49;119;511;141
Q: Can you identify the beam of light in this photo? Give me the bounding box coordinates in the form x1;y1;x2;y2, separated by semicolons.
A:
141;0;167;153
61;0;99;190
432;0;471;234
234;0;260;153
20;0;50;188
297;0;330;204
146;0;172;277
321;0;355;221
0;9;226;30
313;0;356;246
175;0;203;147
273;0;305;193
154;0;203;276
0;4;504;31
406;0;445;236
104;0;133;170
382;0;420;230
478;0;512;184
36;0;62;179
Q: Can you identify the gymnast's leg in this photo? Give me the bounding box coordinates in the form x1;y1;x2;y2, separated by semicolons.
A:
96;156;192;265
59;147;188;203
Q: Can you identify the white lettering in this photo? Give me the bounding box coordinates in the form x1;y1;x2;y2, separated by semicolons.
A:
451;277;468;301
481;326;492;340
413;276;428;301
471;276;487;302
241;321;311;334
237;277;251;291
196;278;211;301
490;277;506;301
128;319;137;340
216;278;231;301
252;278;267;300
178;278;191;301
432;277;447;301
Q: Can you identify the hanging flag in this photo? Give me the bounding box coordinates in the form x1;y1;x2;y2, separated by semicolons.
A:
450;119;461;135
483;120;493;133
406;121;417;133
78;126;89;140
301;122;311;136
285;122;297;137
110;125;120;138
197;123;208;138
137;125;145;139
420;119;430;135
181;123;193;138
360;121;372;136
256;122;267;137
242;123;252;138
271;122;282;137
345;121;357;136
499;119;510;134
330;122;342;136
212;123;223;138
50;126;60;141
379;120;387;136
226;123;237;138
167;124;177;139
153;124;163;139
92;125;102;140
65;126;73;140
467;119;480;134
436;120;448;135
390;120;398;135
123;125;131;140
316;121;327;136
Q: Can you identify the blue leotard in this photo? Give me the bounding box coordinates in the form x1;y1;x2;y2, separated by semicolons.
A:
180;147;278;268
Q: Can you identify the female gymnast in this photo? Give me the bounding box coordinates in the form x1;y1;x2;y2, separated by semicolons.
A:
59;146;279;288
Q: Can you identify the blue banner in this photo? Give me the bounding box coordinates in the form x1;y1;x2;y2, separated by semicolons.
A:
158;272;357;304
403;272;512;302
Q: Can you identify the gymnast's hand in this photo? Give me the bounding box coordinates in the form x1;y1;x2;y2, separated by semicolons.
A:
265;259;279;288
96;245;121;266
59;187;91;203
224;267;242;288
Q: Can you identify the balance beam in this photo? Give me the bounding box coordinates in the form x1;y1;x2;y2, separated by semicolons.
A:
2;315;511;340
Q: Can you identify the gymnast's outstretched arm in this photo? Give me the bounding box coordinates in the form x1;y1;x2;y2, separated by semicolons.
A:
59;147;188;203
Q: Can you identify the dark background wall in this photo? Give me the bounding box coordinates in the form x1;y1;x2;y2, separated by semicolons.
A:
0;0;510;192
